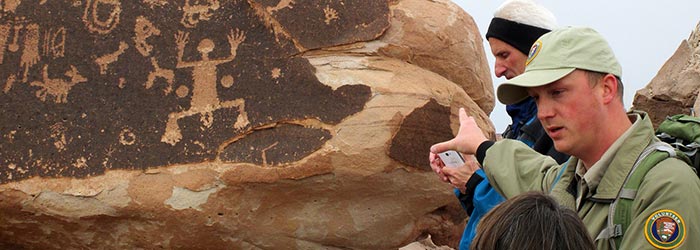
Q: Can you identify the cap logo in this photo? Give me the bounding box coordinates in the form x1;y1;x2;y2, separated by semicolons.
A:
526;40;542;66
644;209;686;249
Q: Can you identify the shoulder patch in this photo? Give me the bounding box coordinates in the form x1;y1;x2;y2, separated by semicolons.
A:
644;209;686;249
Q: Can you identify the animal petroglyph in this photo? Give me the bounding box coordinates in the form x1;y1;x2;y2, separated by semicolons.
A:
20;23;40;82
134;16;160;57
43;27;66;59
323;6;338;25
95;41;128;75
30;65;87;103
161;29;249;145
145;57;174;94
266;0;294;13
83;0;122;34
180;0;220;28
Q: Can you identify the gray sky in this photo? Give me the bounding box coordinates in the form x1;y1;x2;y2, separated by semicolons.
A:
453;0;700;132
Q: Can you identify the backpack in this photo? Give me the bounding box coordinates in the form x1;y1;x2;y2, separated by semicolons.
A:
597;114;700;249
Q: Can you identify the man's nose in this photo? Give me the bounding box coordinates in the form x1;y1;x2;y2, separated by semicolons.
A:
494;65;506;78
537;99;555;120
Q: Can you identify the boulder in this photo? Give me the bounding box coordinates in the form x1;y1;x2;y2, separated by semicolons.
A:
633;21;700;126
0;0;493;249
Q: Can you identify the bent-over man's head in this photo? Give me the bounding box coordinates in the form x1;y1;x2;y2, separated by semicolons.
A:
486;0;557;79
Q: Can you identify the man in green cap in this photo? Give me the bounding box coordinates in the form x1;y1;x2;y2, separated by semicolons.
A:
429;26;700;249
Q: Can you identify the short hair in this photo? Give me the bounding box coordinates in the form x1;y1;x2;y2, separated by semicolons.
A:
584;70;624;102
471;192;596;250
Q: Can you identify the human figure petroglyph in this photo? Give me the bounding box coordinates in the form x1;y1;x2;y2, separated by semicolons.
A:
95;41;128;75
161;29;249;145
323;6;338;25
31;65;87;103
7;17;26;53
134;16;160;57
43;27;65;59
83;0;121;34
20;23;39;82
180;0;219;28
266;0;294;13
145;57;174;94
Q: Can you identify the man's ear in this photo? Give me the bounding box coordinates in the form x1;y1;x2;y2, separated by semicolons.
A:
600;73;618;104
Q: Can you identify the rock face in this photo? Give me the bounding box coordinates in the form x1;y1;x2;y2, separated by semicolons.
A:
0;0;493;249
633;21;700;126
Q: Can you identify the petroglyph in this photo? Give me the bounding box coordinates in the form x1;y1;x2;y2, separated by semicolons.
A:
2;0;21;13
43;27;66;59
8;17;26;53
180;0;220;28
685;22;700;73
50;123;68;152
323;6;338;25
30;65;88;103
73;157;88;169
143;0;167;7
0;24;9;63
3;74;15;93
83;0;122;34
20;23;40;82
161;29;248;145
260;141;279;167
266;0;294;13
270;68;281;79
145;57;174;94
220;75;233;87
119;127;136;146
95;41;128;75
134;16;160;57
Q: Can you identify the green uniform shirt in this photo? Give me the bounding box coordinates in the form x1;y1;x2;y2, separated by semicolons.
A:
482;111;700;249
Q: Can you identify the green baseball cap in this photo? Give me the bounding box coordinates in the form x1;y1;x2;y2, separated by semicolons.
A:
496;26;622;105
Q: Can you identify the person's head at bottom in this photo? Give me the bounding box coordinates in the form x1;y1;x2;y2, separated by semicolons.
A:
471;191;595;250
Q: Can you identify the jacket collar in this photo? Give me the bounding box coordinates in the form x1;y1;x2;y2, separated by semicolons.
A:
591;110;656;200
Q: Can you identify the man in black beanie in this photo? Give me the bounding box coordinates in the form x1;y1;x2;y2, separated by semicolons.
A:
430;1;568;248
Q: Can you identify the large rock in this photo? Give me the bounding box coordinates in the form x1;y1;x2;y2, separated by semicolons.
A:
633;21;700;126
0;0;493;249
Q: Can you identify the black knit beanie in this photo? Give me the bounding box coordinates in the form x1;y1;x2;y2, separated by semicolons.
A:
485;17;551;55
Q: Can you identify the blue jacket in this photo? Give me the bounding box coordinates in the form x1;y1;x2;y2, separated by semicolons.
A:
456;97;568;249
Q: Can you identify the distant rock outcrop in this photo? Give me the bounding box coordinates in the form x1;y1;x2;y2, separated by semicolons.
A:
633;21;700;126
0;0;492;249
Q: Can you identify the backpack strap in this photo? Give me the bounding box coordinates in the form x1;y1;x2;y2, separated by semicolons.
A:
595;141;679;249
